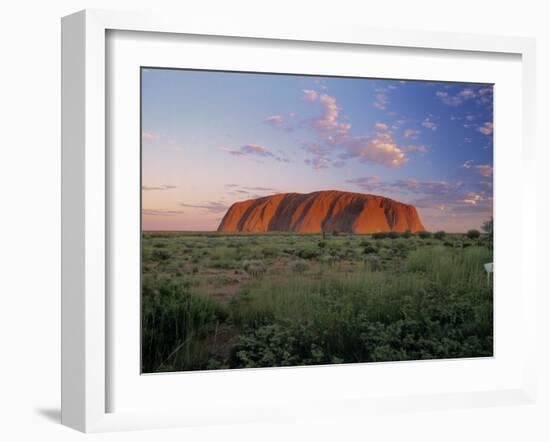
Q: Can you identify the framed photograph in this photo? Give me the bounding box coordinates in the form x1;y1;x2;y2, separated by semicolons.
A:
61;9;537;432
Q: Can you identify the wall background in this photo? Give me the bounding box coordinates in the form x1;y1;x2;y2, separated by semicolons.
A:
0;1;547;440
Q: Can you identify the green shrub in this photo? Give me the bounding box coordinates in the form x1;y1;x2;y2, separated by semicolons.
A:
152;249;171;261
242;259;267;277
417;231;432;239
261;246;278;257
387;231;400;239
363;245;378;255
297;248;321;260
363;255;382;271
141;276;224;372
434;231;446;240
401;230;412;239
467;229;481;240
289;259;309;273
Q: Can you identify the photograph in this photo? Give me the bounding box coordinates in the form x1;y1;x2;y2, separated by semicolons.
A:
140;68;494;373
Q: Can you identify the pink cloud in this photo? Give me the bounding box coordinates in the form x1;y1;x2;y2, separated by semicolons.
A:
475;164;493;177
264;115;284;126
302;89;318;102
222;144;289;163
461;192;485;205
478;122;494;135
342;132;407;167
309;94;352;134
142;208;185;216
142;131;155;141
421;116;438;130
436;88;478;106
373;93;388;110
142;184;177;191
241;144;275;157
404;128;420;139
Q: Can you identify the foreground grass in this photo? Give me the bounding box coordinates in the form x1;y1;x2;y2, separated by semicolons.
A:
141;232;493;372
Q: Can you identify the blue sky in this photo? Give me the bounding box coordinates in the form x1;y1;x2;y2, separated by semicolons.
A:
142;68;493;232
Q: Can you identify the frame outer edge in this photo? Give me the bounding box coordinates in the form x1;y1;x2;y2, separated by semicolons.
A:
61;10;87;432
521;39;537;402
62;9;108;433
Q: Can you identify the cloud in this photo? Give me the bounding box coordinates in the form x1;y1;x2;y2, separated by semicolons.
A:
180;201;229;214
222;144;289;163
224;184;282;201
309;94;352;134
225;184;280;194
373;92;389;110
347;176;455;199
299;92;411;170
305;156;345;170
264;115;284;127
404;128;420;139
462;160;493;177
221;147;245;157
435;87;478;106
264;113;296;132
461;192;485;206
478;122;494;135
339;130;407;167
241;144;275;157
302;142;338;170
142;184;177;191
142;209;185;216
421;116;438;130
477;87;494;106
247;186;280;192
142;131;155;141
403;144;428;154
479;181;493;189
475;164;493;177
347;176;492;215
302;89;318;102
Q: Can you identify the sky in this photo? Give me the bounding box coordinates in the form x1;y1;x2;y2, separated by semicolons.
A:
141;68;493;232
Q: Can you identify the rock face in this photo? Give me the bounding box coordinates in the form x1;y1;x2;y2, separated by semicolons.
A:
217;190;425;233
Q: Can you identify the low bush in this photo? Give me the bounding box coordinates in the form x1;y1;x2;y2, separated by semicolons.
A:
242;259;267;277
289;259;309;273
297;248;321;260
141;276;225;372
363;254;382;271
363;244;378;255
152;249;171;261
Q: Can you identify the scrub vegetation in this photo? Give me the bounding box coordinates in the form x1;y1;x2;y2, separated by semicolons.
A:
141;230;493;373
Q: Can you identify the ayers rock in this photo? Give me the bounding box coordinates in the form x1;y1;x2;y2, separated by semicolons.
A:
217;190;425;234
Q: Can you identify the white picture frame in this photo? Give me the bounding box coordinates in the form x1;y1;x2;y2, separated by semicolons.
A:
61;9;537;433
